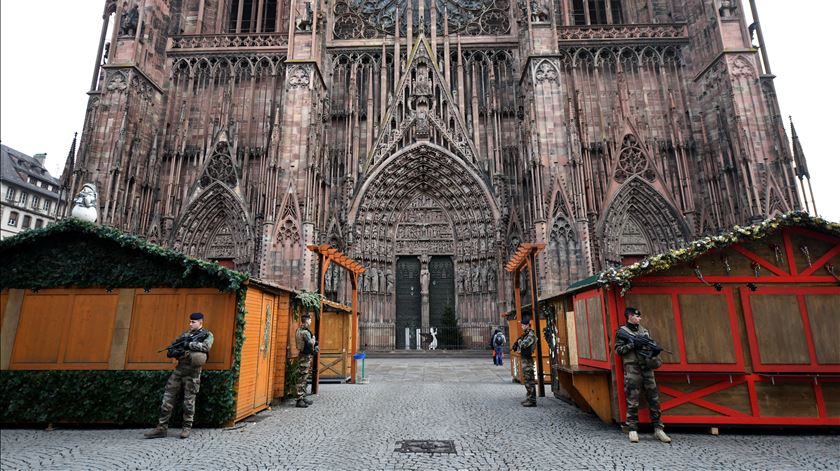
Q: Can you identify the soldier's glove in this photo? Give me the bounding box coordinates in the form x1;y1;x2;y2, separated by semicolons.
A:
512;340;521;353
314;341;320;353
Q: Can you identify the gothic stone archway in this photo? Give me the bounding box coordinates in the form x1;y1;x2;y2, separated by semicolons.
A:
349;143;500;334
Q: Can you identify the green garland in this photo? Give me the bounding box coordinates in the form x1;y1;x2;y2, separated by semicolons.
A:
598;211;840;295
291;290;322;321
0;218;245;291
0;219;250;427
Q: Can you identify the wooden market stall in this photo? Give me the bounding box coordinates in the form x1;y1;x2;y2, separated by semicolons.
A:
550;213;840;427
0;219;294;426
504;243;547;396
307;244;364;390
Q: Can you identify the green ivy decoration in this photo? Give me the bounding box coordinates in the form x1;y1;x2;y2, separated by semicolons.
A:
597;212;840;295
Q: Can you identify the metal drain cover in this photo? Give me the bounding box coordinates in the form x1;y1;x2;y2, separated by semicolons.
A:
394;440;456;454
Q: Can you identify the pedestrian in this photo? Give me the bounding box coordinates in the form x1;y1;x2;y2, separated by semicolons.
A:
295;313;318;408
615;307;671;443
512;318;537;406
144;312;214;439
490;328;506;366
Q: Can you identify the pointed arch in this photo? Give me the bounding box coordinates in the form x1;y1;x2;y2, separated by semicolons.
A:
547;189;583;290
599;177;691;266
170;181;255;272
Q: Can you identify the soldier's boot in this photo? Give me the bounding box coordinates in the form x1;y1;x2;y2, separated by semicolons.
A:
180;427;192;439
143;425;167;439
303;397;314;405
654;428;671;443
628;431;640;443
295;399;309;408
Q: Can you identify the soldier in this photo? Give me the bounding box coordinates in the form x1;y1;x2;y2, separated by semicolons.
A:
295;313;318;408
615;307;672;443
512;318;537;407
144;312;214;439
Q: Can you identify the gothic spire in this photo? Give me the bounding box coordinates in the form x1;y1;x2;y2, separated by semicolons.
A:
59;132;78;190
789;116;809;179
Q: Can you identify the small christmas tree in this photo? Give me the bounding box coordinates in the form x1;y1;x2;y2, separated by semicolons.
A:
439;305;464;349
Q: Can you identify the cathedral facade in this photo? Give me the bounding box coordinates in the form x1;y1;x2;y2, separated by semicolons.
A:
66;0;810;332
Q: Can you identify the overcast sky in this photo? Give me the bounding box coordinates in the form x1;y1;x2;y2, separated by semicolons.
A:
1;1;837;221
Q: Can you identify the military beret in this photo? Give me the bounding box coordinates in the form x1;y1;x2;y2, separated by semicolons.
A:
189;312;205;320
520;317;531;326
624;307;640;318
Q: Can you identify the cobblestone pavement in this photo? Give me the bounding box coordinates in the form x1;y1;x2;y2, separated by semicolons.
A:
2;357;838;470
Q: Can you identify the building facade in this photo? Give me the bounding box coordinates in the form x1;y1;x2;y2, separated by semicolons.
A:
66;0;813;333
1;145;63;239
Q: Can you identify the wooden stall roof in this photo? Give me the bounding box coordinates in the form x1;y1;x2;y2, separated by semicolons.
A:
322;298;352;313
0;218;247;291
504;243;546;273
306;244;365;274
246;278;295;295
597;212;839;291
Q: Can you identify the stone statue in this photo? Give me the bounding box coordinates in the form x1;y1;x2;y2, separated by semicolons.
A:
369;266;379;293
295;1;313;31
71;183;99;223
531;0;550;22
487;268;497;293
385;268;394;295
420;268;430;295
471;265;480;293
457;267;466;294
119;5;140;36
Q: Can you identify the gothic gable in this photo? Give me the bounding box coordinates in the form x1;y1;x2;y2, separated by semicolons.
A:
366;35;479;171
599;177;691;266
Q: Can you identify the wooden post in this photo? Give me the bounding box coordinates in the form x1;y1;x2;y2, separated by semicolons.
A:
350;271;359;383
527;253;546;397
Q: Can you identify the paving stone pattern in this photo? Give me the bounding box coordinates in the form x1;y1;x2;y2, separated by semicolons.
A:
2;357;838;470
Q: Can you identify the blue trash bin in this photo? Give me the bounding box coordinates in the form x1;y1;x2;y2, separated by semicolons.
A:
352;352;367;383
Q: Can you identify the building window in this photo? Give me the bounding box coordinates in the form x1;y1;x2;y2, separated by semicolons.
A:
572;0;622;25
44;200;51;212
32;195;40;209
22;215;31;229
5;187;15;201
7;211;18;226
35;219;44;229
19;192;28;205
228;0;277;33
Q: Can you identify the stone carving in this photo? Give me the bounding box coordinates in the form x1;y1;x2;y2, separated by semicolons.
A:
199;132;238;189
530;0;550;22
557;24;686;42
119;5;139;36
614;135;655;183
170;33;288;50
287;65;311;89
534;60;559;83
332;0;510;39
71;183;99;223
295;1;314;31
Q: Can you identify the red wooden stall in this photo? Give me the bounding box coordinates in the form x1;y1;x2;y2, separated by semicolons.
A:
551;213;840;427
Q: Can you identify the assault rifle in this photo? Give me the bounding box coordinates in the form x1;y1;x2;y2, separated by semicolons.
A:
616;328;670;359
159;330;210;358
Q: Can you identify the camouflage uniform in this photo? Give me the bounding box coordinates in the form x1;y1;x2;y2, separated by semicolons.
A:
515;328;538;405
615;323;663;431
295;325;317;401
156;328;214;430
